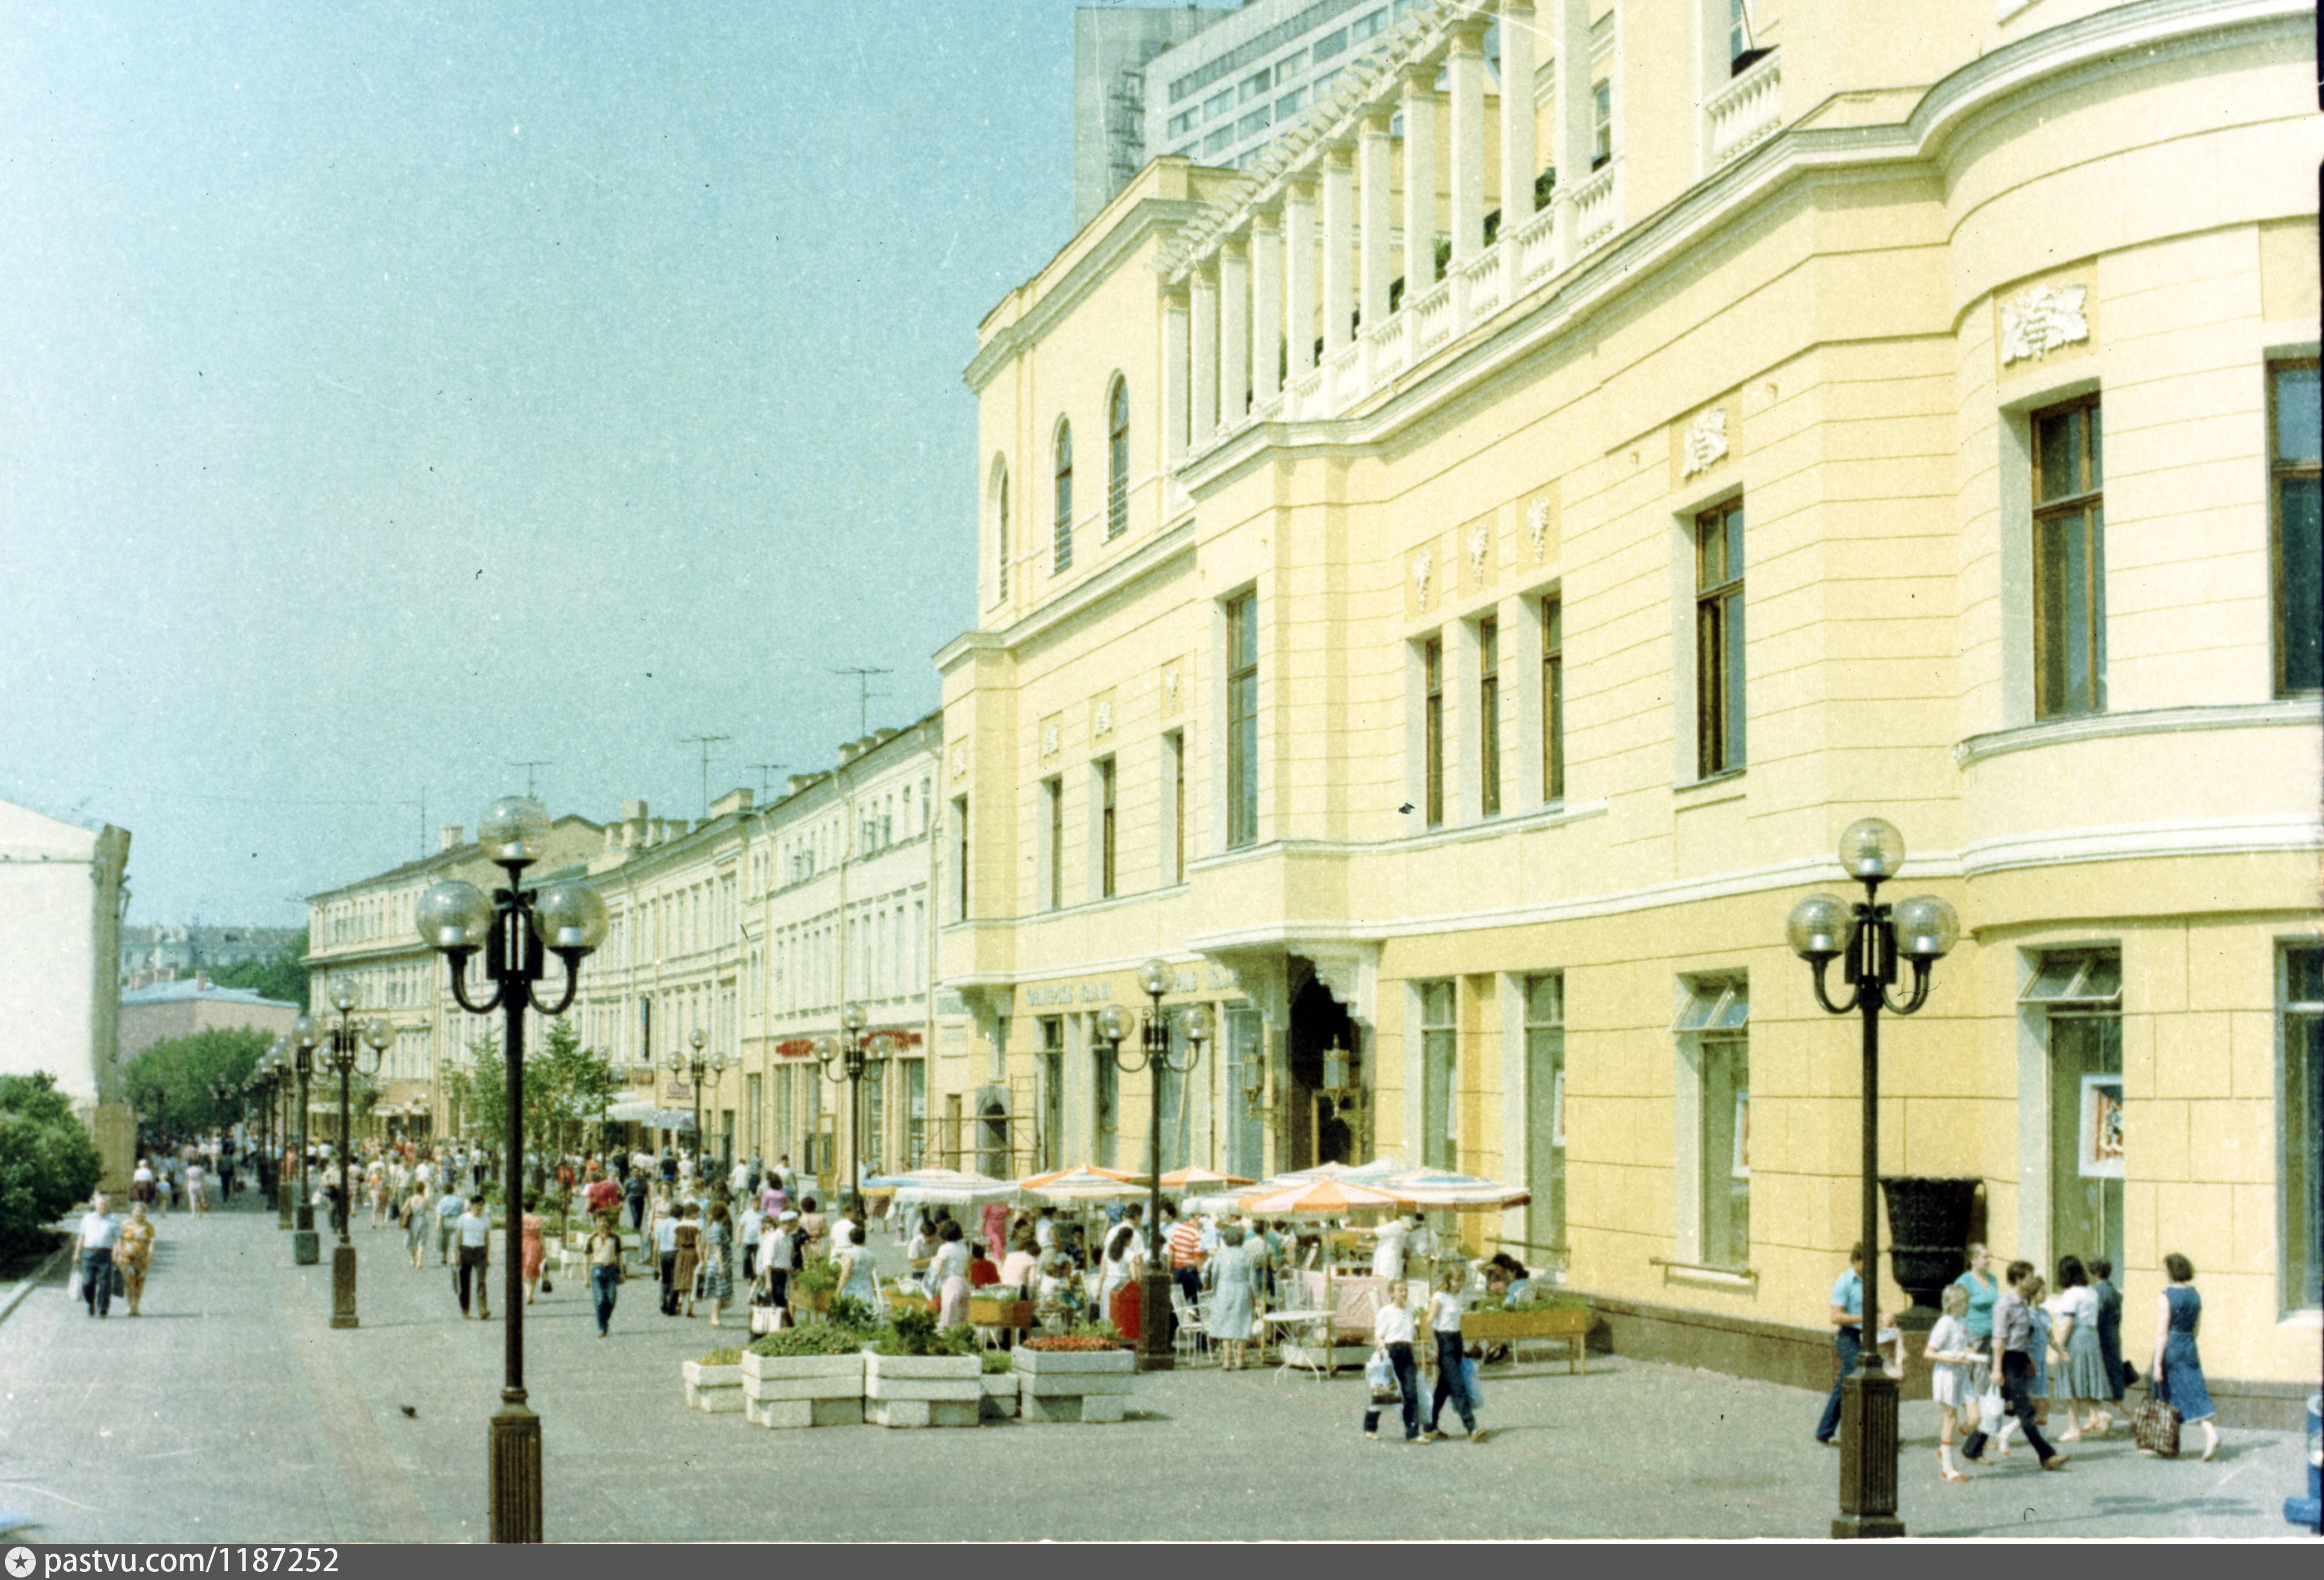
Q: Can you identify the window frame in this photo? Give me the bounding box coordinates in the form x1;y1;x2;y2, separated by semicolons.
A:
1676;974;1750;1270
1226;591;1260;849
1424;634;1446;827
2031;394;2106;719
1042;775;1064;911
1590;80;1612;170
1097;755;1118;900
2269;359;2321;696
2279;942;2323;1314
1542;594;1566;803
1419;979;1458;1172
1478;616;1502;819
1052;420;1074;574
1106;377;1131;541
1694;499;1746;778
994;462;1010;603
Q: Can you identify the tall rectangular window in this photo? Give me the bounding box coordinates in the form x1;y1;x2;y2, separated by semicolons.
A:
1678;977;1749;1268
2022;951;2124;1273
1542;595;1565;802
951;795;969;921
2032;396;2105;719
2281;946;2323;1312
1419;979;1458;1170
2271;361;2320;695
1226;1004;1266;1180
1478;617;1502;818
1043;776;1064;911
1696;500;1745;777
1227;592;1260;847
905;1059;925;1170
1424;636;1446;827
1053;424;1074;574
1590;80;1612;168
863;1058;887;1173
1098;756;1118;898
1524;973;1566;1252
1093;1028;1119;1169
1040;1018;1066;1172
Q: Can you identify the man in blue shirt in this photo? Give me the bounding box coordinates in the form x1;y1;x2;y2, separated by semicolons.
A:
1815;1243;1870;1445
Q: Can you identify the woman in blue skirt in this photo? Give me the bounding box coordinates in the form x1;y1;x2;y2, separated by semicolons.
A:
2149;1251;2219;1460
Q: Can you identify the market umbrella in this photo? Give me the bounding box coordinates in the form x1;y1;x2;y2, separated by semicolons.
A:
1015;1164;1153;1202
1157;1167;1254;1190
1238;1178;1415;1216
1374;1166;1532;1209
865;1167;1027;1209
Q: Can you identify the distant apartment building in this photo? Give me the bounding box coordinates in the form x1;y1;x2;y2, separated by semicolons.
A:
119;923;302;988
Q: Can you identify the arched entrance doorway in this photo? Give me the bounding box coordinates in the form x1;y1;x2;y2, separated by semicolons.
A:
1287;976;1360;1169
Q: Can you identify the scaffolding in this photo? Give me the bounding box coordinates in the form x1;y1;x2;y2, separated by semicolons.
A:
1107;70;1146;190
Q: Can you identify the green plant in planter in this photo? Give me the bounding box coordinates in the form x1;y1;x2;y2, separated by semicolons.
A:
1502;1290;1589;1313
979;1349;1015;1375
826;1294;877;1331
747;1325;871;1358
873;1306;944;1356
697;1347;743;1367
794;1261;839;1295
939;1322;979;1357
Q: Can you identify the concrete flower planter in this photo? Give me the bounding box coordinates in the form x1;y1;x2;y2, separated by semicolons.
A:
863;1352;980;1429
739;1350;865;1429
979;1370;1020;1419
1013;1346;1135;1424
682;1360;745;1414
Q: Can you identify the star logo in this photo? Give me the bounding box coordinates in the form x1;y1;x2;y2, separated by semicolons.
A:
8;1546;36;1577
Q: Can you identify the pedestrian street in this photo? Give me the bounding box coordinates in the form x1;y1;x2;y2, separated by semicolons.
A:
0;1196;2305;1544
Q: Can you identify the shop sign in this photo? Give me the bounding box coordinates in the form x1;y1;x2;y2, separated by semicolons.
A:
775;1038;817;1059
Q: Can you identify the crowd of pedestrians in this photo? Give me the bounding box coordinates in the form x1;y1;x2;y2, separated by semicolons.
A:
1811;1234;2223;1483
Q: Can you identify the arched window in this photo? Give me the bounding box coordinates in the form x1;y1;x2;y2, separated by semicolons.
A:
1053;421;1074;572
1106;377;1130;539
991;458;1010;602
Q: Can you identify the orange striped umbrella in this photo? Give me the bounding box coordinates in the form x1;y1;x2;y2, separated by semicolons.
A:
1238;1178;1416;1218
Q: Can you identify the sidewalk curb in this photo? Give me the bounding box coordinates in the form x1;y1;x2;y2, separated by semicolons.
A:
0;1243;74;1329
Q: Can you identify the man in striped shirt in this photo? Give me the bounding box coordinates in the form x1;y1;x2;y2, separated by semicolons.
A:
1166;1206;1205;1309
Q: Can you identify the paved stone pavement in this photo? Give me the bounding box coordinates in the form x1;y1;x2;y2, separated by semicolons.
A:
0;1199;2308;1542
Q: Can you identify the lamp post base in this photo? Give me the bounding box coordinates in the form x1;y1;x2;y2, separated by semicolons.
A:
330;1243;359;1328
276;1186;292;1230
1136;1270;1176;1372
1833;1370;1905;1540
488;1399;543;1544
293;1229;320;1266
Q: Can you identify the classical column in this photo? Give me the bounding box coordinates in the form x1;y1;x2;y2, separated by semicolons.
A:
1219;236;1250;428
1162;286;1191;464
1252;207;1283;405
1498;1;1539;232
1447;19;1488;263
1358;111;1394;333
1321;143;1355;358
1554;0;1591;254
1284;177;1317;379
1401;63;1439;299
1191;261;1219;449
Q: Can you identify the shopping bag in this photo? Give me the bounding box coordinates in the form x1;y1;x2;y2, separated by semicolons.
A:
110;1263;126;1299
1365;1348;1397;1402
2132;1395;2181;1457
1977;1387;2007;1432
1461;1356;1483;1409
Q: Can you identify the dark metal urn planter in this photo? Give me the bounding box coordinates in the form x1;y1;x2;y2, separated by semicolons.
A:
1879;1175;1982;1329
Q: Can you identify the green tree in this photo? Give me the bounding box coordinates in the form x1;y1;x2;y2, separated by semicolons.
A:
207;929;310;1008
442;1019;616;1163
123;1026;273;1143
0;1073;104;1255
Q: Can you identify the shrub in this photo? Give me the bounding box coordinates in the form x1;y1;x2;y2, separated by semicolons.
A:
874;1306;943;1356
1502;1290;1589;1313
747;1325;870;1358
939;1322;979;1357
980;1349;1015;1375
697;1347;743;1367
825;1294;877;1331
794;1261;839;1295
0;1074;102;1258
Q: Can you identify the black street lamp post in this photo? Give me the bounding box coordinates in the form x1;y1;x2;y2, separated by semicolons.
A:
298;982;390;1329
1097;958;1211;1372
416;795;608;1545
1787;817;1960;1542
817;1007;869;1208
665;1030;730;1182
268;1039;293;1229
289;1030;319;1265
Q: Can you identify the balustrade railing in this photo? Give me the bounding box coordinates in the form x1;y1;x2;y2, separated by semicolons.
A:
1412;278;1457;359
1363;308;1410;385
1514;203;1561;293
1571;163;1619;252
1707;52;1782;165
1456;244;1502;322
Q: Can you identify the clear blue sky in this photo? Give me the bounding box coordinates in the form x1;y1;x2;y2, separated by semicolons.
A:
1;1;1093;927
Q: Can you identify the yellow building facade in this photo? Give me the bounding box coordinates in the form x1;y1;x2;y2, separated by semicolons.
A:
937;0;2321;1420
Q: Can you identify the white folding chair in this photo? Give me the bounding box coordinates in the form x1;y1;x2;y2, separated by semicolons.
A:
1169;1288;1211;1365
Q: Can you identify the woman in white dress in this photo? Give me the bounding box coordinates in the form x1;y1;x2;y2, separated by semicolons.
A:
930;1220;973;1329
1924;1282;1981;1481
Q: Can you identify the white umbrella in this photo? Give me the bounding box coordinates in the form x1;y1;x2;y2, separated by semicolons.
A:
867;1167;1027;1208
1015;1164;1152;1203
1374;1166;1531;1209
